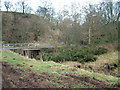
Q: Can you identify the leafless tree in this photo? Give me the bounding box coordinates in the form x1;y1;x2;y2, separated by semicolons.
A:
36;0;55;21
4;1;13;12
17;0;32;14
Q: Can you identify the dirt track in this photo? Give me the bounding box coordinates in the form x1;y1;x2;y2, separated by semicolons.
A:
2;62;119;88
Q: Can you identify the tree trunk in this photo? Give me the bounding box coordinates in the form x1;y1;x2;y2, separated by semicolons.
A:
22;2;25;14
7;8;8;12
23;6;24;14
117;13;120;21
88;27;91;44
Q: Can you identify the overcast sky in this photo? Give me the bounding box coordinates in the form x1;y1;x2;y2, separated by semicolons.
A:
1;0;119;12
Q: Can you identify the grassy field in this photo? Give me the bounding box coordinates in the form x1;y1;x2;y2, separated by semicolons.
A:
2;50;119;88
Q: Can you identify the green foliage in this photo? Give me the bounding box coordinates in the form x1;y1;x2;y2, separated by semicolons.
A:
42;53;54;61
37;46;99;63
37;46;108;63
91;47;108;55
2;50;58;73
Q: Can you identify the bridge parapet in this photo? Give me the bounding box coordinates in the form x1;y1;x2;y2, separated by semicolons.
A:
1;43;66;50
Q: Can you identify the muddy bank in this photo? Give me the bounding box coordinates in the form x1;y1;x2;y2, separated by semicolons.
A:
2;62;119;88
2;62;54;88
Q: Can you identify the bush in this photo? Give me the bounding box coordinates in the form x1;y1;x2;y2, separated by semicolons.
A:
36;47;97;63
72;50;97;63
36;53;53;61
79;54;97;63
36;46;108;63
91;47;108;55
42;53;54;61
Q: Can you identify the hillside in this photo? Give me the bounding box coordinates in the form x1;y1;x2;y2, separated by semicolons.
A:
2;11;63;45
1;50;119;88
2;11;118;45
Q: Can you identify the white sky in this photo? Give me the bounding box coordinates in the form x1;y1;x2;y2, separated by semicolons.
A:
1;0;119;12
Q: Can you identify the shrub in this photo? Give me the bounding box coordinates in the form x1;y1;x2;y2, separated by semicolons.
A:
42;53;54;61
79;54;97;63
72;50;97;63
36;46;108;63
36;47;97;63
91;47;108;55
36;53;53;61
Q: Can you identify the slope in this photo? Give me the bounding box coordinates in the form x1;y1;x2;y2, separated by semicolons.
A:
2;11;62;45
1;50;119;88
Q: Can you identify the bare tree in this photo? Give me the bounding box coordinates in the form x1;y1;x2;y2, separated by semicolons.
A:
4;1;12;12
70;2;81;24
98;1;118;23
115;1;120;21
17;0;32;14
84;4;104;44
36;6;48;17
25;6;33;14
36;0;55;21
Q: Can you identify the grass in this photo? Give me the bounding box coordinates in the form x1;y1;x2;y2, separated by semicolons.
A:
59;51;119;85
2;50;61;73
75;82;94;88
75;69;118;85
49;81;63;87
2;50;119;86
84;51;118;70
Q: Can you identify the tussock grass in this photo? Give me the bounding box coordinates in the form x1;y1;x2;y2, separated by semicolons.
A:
83;51;118;70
